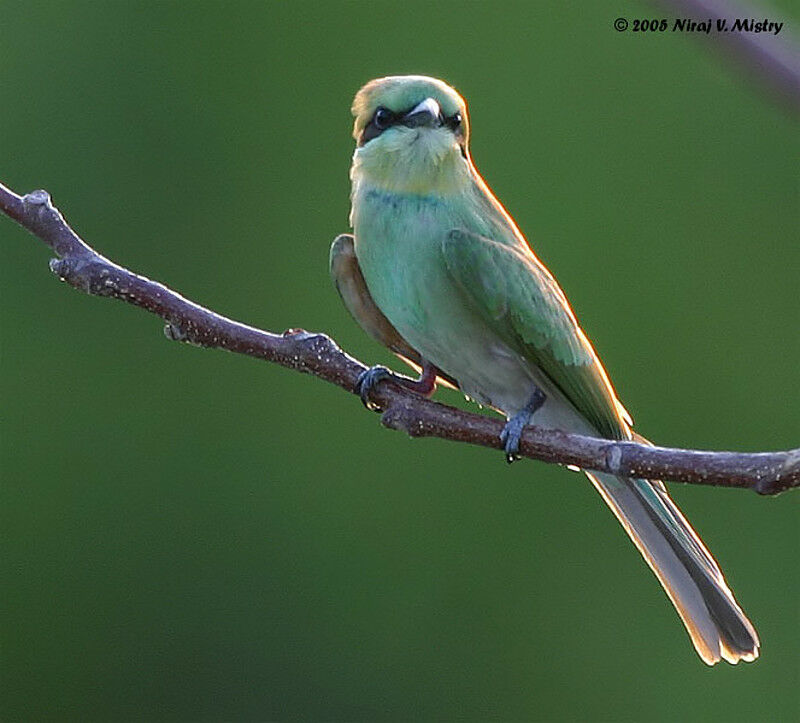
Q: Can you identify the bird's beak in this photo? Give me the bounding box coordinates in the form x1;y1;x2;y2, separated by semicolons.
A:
403;98;442;128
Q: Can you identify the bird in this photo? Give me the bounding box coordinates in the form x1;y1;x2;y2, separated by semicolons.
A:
330;74;759;665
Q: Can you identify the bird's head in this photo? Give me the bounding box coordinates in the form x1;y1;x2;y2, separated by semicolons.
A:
350;75;471;195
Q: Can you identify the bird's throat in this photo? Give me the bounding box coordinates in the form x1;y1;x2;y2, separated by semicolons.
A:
350;132;471;196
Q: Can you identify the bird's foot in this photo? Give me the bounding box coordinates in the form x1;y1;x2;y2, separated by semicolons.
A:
355;362;440;411
355;365;394;411
499;388;546;463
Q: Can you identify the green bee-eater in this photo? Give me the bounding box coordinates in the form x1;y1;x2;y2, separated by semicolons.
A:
330;75;759;664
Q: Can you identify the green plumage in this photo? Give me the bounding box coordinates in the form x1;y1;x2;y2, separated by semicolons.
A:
333;75;759;665
442;229;624;439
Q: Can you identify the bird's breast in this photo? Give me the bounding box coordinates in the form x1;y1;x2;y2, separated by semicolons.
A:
350;186;540;416
352;187;452;331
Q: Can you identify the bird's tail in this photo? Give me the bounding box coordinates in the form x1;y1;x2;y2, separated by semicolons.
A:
586;470;759;664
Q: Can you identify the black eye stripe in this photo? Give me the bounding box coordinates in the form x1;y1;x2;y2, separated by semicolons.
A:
446;111;462;131
360;106;397;145
373;107;395;130
358;105;464;146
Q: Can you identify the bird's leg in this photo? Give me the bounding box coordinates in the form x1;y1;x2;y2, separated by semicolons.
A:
499;387;547;464
355;360;439;411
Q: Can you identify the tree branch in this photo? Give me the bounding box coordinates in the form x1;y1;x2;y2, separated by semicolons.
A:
652;0;799;113
1;181;797;495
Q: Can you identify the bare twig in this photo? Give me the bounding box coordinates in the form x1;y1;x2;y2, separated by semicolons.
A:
653;0;800;112
1;182;797;495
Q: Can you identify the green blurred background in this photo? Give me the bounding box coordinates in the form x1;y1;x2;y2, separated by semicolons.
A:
2;1;798;720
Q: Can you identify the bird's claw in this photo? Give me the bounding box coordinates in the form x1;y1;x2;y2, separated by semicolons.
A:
354;365;393;410
500;388;546;464
500;417;525;464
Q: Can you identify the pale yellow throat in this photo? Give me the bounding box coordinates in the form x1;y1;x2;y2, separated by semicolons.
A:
351;126;472;196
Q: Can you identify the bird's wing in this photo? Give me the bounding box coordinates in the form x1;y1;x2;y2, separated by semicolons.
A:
443;231;759;664
442;229;626;439
330;234;459;388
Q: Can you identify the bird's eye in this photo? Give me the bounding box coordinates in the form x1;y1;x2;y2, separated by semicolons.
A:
373;107;394;130
447;112;462;130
